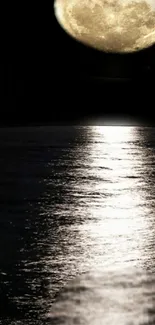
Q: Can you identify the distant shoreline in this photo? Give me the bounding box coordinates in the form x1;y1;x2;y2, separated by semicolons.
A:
0;122;155;128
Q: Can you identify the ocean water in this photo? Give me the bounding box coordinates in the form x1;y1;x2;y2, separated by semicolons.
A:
0;126;155;325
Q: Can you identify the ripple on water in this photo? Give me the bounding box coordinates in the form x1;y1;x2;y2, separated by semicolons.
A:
50;269;155;325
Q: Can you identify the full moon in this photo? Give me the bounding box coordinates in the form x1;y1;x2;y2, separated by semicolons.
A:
54;0;155;53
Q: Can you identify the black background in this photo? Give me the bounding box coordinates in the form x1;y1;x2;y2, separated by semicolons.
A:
2;0;155;125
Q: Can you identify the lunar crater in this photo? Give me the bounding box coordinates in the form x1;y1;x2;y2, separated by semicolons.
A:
54;0;155;53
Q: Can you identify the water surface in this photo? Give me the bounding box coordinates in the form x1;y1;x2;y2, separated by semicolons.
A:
0;126;155;324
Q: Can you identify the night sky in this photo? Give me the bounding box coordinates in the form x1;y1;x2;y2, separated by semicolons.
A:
2;1;155;125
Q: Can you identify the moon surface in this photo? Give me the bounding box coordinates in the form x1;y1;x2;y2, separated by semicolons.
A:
54;0;155;53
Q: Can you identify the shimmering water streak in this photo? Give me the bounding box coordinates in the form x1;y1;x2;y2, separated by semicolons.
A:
50;126;155;324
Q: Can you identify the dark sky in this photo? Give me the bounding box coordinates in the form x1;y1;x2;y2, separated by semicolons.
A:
2;1;155;125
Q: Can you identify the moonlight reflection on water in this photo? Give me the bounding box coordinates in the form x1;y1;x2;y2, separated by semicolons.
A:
66;126;151;271
50;126;155;325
